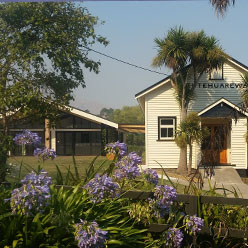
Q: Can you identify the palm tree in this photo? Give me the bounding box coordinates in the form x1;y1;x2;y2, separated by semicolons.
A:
152;27;226;175
175;112;208;175
210;0;235;16
241;72;248;107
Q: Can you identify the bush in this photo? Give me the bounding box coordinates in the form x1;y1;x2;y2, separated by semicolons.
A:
0;139;247;247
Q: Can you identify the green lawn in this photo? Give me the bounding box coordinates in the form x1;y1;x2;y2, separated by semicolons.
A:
6;155;189;193
7;156;111;184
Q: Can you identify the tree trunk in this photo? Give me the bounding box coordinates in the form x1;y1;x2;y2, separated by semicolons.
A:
177;105;188;175
2;114;8;136
188;143;192;175
0;114;9;182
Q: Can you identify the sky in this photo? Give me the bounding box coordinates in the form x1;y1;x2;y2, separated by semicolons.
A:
70;0;248;114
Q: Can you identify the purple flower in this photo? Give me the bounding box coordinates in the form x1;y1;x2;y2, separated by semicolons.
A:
74;220;108;248
149;185;177;217
166;228;184;248
84;174;120;203
127;152;142;165
184;215;204;235
105;141;127;157
113;155;140;180
34;147;56;161
8;170;52;216
143;168;159;185
13;130;41;146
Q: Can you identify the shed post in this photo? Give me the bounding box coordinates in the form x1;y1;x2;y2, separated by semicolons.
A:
45;119;50;149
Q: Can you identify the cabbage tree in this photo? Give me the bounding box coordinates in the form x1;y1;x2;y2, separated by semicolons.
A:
210;0;235;16
152;27;226;174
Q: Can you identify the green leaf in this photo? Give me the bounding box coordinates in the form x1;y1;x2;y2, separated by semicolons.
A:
107;239;124;245
43;226;57;235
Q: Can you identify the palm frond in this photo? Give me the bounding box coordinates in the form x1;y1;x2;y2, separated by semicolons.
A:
210;0;235;17
241;72;248;108
152;26;188;71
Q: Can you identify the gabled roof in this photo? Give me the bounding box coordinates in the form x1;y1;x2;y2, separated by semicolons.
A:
118;124;145;133
135;57;248;100
198;98;248;117
135;75;170;99
63;106;118;129
0;104;119;129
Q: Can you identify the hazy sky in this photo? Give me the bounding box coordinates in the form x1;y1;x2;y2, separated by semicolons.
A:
71;0;248;114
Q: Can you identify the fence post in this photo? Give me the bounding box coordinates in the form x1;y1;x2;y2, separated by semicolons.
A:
185;195;198;216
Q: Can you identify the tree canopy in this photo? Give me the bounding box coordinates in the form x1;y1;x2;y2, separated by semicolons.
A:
152;27;226;174
107;106;144;125
0;2;108;127
0;2;108;181
100;108;114;120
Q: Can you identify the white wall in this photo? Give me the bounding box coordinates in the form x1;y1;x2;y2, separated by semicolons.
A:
189;62;243;112
231;118;247;169
145;82;181;168
145;61;247;169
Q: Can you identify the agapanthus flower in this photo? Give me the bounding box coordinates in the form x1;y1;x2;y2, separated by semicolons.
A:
84;174;120;203
34;147;56;161
143;168;159;185
8;170;52;216
113;155;140;180
149;185;177;217
127;152;142;165
13;130;41;146
74;220;108;248
166;228;183;248
105;141;127;157
184;215;204;235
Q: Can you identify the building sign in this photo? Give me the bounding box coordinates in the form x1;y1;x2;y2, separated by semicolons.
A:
188;83;246;89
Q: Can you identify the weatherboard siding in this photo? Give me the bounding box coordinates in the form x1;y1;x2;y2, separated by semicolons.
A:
231;118;247;169
144;61;247;169
189;62;244;113
145;82;182;168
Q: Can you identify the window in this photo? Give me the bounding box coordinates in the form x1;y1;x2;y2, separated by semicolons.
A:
209;65;223;80
158;117;176;140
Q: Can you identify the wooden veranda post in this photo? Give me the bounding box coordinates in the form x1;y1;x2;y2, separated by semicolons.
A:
45;119;50;149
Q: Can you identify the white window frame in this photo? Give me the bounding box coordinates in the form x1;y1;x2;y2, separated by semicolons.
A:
158;117;176;141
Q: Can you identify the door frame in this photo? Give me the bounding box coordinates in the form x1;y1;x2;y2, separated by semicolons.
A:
201;123;229;165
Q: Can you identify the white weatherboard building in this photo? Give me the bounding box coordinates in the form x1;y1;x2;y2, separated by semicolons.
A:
135;57;248;170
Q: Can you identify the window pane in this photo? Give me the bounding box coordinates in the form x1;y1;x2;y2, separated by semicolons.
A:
91;122;101;129
161;128;167;137
81;119;91;128
161;119;173;125
167;128;173;137
57;114;73;128
9;118;44;129
74;117;82;128
75;132;90;155
56;132;64;155
65;133;73;155
210;67;223;80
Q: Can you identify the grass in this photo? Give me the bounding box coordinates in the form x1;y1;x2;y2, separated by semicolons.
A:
7;156;111;183
6;155;190;193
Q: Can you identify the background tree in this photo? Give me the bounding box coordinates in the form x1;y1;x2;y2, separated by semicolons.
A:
109;106;144;124
210;0;235;16
102;106;145;156
152;27;226;174
175;112;208;175
99;108;114;119
0;2;108;181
